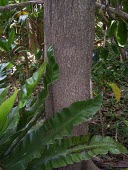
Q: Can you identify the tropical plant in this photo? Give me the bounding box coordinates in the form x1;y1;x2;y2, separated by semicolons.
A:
0;47;127;170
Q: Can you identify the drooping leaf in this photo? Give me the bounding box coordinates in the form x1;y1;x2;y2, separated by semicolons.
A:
1;47;58;159
27;135;128;170
4;94;102;170
108;83;121;102
17;47;59;130
18;62;47;109
116;21;127;45
0;88;18;135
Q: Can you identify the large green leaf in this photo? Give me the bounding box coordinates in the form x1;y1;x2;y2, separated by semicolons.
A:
0;47;58;161
27;135;128;170
0;88;18;135
107;20;117;37
18;62;47;109
4;94;102;170
116;21;127;45
0;47;59;161
17;47;59;130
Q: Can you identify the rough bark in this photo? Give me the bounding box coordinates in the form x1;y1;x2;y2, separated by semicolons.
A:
44;0;100;169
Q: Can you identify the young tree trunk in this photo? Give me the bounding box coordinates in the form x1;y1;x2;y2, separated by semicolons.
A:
44;0;100;169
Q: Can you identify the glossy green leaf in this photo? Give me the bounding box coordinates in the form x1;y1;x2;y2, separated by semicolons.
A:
107;20;117;37
17;47;59;130
0;88;18;135
18;62;47;109
8;29;15;49
116;21;127;45
27;135;128;170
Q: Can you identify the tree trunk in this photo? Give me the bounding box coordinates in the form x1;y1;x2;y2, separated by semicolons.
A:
44;0;100;169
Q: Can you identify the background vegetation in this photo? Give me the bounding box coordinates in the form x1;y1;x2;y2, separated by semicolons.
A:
0;0;128;169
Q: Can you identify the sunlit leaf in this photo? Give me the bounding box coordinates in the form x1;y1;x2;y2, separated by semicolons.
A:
18;62;47;109
108;83;121;102
0;88;18;135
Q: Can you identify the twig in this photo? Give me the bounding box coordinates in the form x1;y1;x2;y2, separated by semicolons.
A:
96;2;128;21
0;0;44;11
1;1;128;22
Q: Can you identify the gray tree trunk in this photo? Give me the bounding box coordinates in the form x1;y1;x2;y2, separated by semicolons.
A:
44;0;100;169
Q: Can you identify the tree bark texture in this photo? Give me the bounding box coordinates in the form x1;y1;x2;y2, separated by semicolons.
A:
44;0;100;169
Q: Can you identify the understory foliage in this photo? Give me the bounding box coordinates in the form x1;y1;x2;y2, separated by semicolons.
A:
0;47;127;170
91;0;128;152
0;0;128;169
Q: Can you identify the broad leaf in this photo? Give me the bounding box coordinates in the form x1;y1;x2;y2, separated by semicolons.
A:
107;20;117;37
17;47;59;130
27;135;128;170
4;94;102;170
0;88;18;135
18;62;47;109
116;21;127;45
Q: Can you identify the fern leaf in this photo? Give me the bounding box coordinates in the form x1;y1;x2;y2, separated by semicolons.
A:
27;135;128;170
4;94;102;170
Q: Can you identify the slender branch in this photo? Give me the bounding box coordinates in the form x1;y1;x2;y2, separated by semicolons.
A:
1;1;128;22
96;2;128;21
0;0;44;11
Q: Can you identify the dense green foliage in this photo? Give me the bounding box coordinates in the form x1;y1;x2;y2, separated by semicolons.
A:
0;48;127;170
92;0;128;152
0;0;128;169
